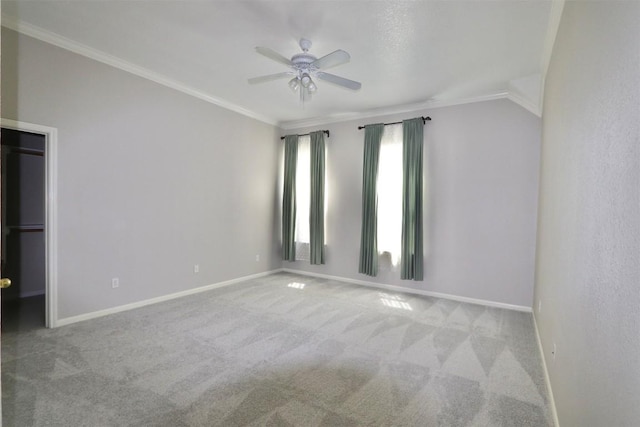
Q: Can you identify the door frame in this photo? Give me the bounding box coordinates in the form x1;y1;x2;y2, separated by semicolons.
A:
1;118;57;328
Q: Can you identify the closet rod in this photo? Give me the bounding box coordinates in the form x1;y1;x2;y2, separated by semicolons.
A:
280;130;330;140
357;116;431;130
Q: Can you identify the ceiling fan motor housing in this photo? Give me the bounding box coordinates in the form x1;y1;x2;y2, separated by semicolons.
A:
291;37;317;78
291;53;317;74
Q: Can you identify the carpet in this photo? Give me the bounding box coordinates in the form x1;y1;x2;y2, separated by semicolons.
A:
2;272;551;426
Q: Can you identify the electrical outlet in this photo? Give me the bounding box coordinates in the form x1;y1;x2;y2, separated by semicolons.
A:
255;254;260;262
538;300;542;314
194;264;199;274
112;278;119;289
552;343;557;360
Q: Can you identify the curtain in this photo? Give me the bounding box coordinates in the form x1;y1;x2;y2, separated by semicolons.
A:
401;118;424;280
359;124;384;276
309;131;325;264
282;135;298;261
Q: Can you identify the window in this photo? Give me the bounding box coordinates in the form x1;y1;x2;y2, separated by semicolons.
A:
281;133;327;263
295;135;311;260
377;124;403;266
359;117;424;278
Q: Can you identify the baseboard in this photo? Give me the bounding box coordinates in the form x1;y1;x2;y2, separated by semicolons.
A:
54;269;281;328
19;290;46;298
53;267;532;328
533;313;560;427
280;268;532;312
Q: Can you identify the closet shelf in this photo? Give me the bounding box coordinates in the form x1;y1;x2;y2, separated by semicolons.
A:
5;225;44;232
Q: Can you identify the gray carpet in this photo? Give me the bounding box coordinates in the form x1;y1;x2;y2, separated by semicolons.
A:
2;272;552;426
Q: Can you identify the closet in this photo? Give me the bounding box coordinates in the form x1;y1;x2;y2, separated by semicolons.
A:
1;128;46;329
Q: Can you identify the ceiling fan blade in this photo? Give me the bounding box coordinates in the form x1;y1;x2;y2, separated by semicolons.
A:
255;46;292;66
316;72;362;90
248;72;292;84
311;50;350;70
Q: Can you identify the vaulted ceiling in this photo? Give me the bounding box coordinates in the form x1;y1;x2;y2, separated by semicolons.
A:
2;1;553;128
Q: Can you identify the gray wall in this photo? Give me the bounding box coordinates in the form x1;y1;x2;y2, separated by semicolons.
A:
1;28;281;320
283;99;541;308
535;2;640;425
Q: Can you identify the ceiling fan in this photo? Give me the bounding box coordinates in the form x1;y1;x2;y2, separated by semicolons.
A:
248;38;362;102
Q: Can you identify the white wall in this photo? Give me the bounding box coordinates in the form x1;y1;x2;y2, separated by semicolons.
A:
1;28;281;320
535;2;640;425
283;99;541;308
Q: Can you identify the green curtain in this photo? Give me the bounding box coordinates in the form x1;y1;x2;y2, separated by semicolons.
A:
282;135;298;261
359;124;384;276
401;118;424;280
309;131;325;265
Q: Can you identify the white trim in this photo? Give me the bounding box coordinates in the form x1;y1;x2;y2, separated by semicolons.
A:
539;0;566;113
1;119;58;329
278;92;509;130
2;14;540;130
55;270;280;327
281;268;532;312
54;265;533;326
0;15;277;127
19;291;46;299
507;91;542;117
533;313;560;426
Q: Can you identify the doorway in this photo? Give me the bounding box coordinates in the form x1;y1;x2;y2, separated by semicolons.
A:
1;128;46;331
0;119;57;329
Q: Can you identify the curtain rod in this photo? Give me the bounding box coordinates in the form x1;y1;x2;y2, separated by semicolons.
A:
280;130;330;140
357;116;431;130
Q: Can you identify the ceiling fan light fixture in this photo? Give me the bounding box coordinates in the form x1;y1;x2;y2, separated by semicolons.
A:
288;77;300;92
300;73;312;88
308;81;317;93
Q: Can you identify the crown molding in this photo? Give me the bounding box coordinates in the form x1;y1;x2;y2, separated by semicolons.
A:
1;14;278;126
278;92;510;130
2;14;546;131
507;90;542;117
539;0;566;113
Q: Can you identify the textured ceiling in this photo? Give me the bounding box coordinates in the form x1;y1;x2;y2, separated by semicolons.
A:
2;1;552;127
